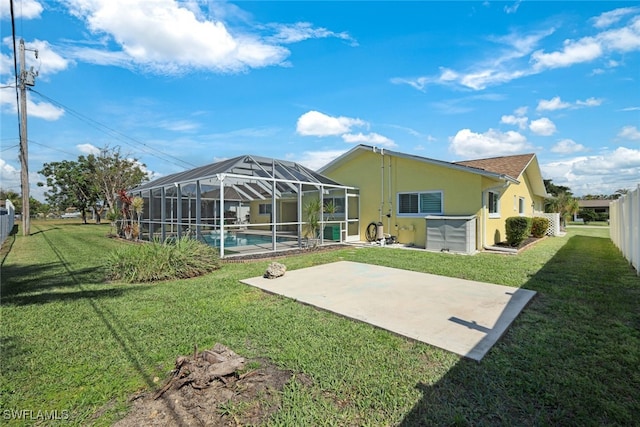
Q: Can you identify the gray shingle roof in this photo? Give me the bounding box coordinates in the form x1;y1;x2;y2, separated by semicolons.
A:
133;154;341;192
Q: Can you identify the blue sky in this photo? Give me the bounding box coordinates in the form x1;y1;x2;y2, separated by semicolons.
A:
1;0;639;200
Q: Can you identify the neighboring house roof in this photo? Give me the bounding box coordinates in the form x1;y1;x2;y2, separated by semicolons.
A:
134;154;342;192
454;153;535;181
319;144;519;184
578;199;612;209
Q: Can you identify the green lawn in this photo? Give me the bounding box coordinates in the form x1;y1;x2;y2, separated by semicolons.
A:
1;221;639;425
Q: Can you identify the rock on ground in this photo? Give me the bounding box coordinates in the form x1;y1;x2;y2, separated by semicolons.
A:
264;262;286;279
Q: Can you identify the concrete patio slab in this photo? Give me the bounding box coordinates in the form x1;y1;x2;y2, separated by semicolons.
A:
241;261;536;361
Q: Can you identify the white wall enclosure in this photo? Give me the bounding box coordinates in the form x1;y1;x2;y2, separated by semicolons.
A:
610;184;640;276
129;155;359;258
0;199;15;246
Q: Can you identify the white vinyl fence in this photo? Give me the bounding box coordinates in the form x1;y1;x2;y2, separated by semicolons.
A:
610;185;640;276
0;199;16;247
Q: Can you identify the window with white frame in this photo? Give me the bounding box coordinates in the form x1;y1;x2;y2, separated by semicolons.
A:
258;203;272;215
488;191;500;217
519;197;526;215
397;191;443;215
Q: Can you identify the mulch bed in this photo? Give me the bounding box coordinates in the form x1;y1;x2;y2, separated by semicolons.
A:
494;236;545;252
222;243;349;263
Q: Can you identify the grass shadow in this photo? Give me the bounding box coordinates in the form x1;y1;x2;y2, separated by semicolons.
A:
29;226;61;235
1;221;191;425
0;225;18;266
1;262;108;299
399;234;640;425
1;285;149;306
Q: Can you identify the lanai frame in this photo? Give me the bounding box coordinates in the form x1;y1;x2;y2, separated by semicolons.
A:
129;155;360;258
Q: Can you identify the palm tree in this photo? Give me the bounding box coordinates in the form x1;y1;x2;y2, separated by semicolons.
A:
545;192;579;229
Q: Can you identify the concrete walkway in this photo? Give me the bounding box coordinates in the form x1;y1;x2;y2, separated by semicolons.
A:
241;261;536;361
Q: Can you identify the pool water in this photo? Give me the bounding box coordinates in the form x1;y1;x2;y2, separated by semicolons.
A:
203;233;291;248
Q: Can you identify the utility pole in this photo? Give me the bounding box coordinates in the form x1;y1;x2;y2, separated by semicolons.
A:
18;39;37;236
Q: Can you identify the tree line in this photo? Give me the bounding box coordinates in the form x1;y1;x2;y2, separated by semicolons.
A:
543;179;627;226
38;146;149;223
1;146;148;224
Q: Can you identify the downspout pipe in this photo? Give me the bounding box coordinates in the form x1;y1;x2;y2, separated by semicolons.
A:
388;154;392;234
380;147;384;223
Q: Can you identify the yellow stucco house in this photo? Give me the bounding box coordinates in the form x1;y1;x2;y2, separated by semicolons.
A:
319;144;548;252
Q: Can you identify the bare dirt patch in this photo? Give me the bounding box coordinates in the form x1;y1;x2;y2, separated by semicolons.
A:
113;344;311;426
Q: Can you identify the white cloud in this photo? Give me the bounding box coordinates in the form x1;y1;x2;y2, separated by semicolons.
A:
576;97;603;107
618;125;640;140
296;111;395;149
532;37;603;69
597;17;640;52
265;22;357;46
392;27;553;91
27;96;65;120
0;0;43;19
537;96;603;111
0;158;20;191
592;7;640;29
514;106;528;116
342;132;397;148
158;120;200;132
551;139;586;154
541;147;640;195
449;128;532;157
501;114;528;130
296;111;366;137
294;149;349;171
1;87;65;121
396;8;640;92
63;0;290;74
537;96;571;111
529;117;557;136
532;14;640;70
504;0;522;14
76;143;101;155
459;68;527;91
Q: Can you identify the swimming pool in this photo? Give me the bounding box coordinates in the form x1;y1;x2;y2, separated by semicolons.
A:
203;232;293;248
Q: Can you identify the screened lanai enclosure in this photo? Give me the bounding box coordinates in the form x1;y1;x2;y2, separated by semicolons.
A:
129;155;360;258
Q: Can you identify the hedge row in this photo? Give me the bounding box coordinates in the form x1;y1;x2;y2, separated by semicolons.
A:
505;216;549;246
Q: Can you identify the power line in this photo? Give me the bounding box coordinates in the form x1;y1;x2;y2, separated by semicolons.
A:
9;0;21;150
28;89;198;170
1;144;19;153
30;140;79;158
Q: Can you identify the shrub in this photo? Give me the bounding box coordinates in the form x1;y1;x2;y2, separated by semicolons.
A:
531;217;549;238
106;237;220;283
579;209;597;224
505;217;531;247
